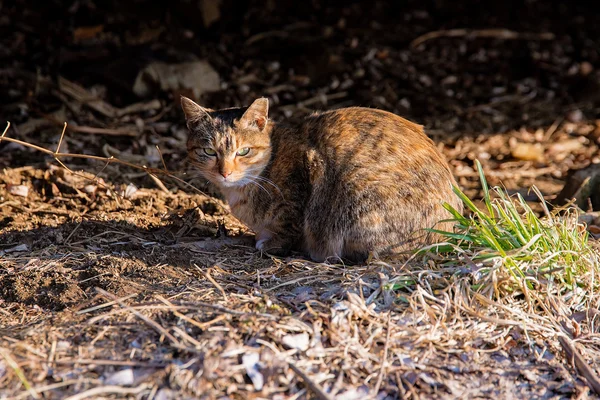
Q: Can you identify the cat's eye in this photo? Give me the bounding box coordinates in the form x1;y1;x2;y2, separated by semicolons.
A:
236;147;250;156
203;148;217;156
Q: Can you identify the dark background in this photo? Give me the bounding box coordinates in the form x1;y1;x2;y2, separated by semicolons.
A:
1;0;599;185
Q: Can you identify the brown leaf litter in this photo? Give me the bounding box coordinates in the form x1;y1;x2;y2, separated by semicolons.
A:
0;161;599;399
2;1;600;397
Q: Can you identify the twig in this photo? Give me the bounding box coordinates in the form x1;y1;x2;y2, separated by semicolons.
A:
63;383;151;400
156;145;168;171
0;347;40;399
154;294;221;331
49;359;167;367
1;121;10;140
410;28;555;49
279;92;348;113
454;166;556;179
64;220;83;245
47;339;57;368
116;99;162;117
265;274;338;292
67;125;138;137
288;362;334;400
58;77;118;118
58;77;162;119
86;301;277;322
0;131;148;169
41;113;139;136
149;145;173;194
245;30;289;45
0;122;205;195
373;312;392;395
13;379;83;400
558;336;600;395
148;173;172;195
171;326;203;348
255;338;333;400
195;264;229;302
95;288;182;347
56;122;67;153
76;292;139;315
543;117;563;141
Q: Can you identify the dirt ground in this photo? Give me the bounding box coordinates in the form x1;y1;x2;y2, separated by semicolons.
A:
1;1;600;398
1;166;596;400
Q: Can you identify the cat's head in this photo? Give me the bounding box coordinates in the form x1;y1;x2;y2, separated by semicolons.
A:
181;96;272;189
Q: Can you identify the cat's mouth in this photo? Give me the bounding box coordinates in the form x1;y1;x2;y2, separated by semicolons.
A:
211;174;247;188
202;170;258;189
218;179;242;188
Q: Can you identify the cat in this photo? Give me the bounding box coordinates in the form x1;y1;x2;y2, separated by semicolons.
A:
181;96;462;262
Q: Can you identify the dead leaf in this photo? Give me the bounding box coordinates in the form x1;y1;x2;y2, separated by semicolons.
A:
133;61;220;99
8;184;29;197
83;185;98;195
556;164;600;209
588;225;600;234
520;369;538;382
201;0;222;27
547;139;584;161
105;368;134;385
5;244;29;253
578;213;597;226
510;141;544;162
73;25;104;41
242;353;263;391
281;333;310;351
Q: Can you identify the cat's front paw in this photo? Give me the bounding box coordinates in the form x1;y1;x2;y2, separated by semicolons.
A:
255;237;290;257
255;238;269;250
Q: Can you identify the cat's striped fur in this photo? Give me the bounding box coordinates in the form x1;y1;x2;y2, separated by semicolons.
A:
182;97;462;262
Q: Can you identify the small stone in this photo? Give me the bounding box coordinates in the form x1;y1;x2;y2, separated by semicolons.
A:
566;109;583;123
580;61;594;76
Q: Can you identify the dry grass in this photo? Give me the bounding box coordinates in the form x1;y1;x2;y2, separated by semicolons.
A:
0;125;599;399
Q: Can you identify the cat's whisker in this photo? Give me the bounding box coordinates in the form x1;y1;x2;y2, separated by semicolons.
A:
242;168;284;197
251;175;284;198
243;167;265;175
245;178;272;198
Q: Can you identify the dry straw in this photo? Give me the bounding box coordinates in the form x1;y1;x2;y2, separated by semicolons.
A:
1;122;599;398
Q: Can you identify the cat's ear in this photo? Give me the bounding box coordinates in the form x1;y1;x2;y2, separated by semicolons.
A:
181;96;213;130
239;98;269;131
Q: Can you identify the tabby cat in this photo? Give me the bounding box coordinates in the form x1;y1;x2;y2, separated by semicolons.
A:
181;96;462;262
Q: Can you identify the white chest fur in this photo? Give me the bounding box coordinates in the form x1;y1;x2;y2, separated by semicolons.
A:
222;188;257;228
222;188;274;243
224;189;244;208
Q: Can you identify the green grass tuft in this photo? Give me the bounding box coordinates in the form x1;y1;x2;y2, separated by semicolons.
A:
421;160;599;297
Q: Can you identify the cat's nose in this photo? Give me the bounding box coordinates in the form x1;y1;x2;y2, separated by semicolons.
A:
221;171;232;178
